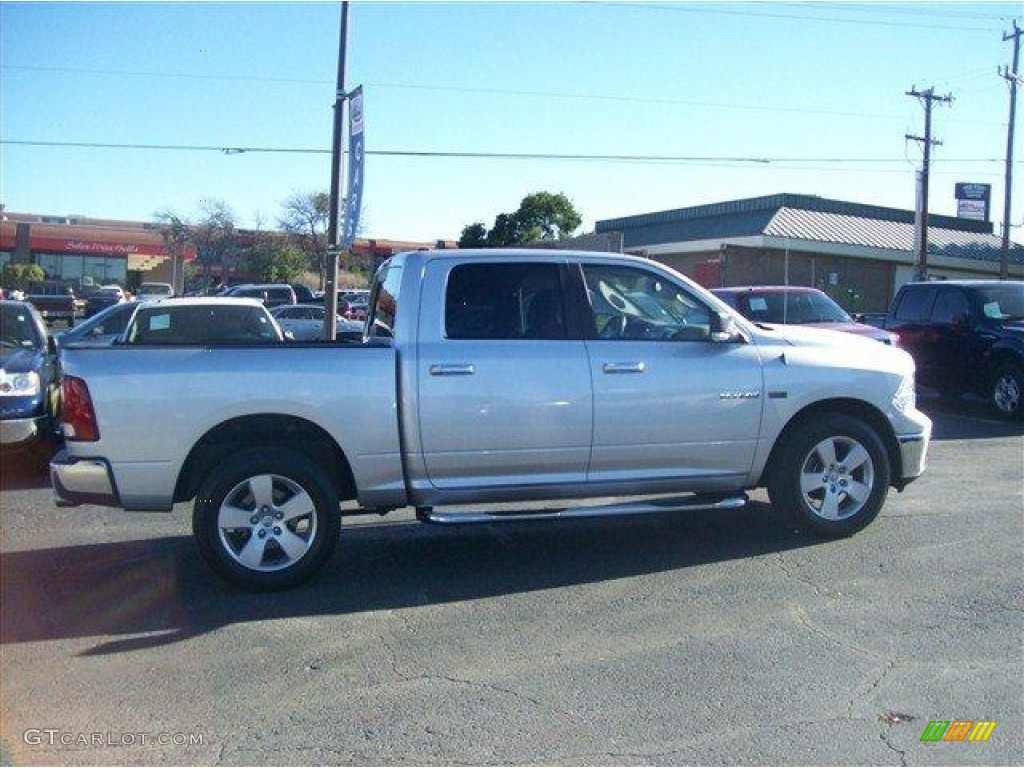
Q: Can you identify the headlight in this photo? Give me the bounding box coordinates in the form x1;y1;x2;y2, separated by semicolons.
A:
892;373;916;413
0;370;41;397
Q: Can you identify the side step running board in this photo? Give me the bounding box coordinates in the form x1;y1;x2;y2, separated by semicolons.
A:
420;493;748;525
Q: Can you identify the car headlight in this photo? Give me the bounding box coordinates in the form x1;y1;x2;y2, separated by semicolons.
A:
892;373;916;413
0;370;41;397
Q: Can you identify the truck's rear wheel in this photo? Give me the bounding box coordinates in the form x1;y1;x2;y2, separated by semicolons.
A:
193;448;340;590
768;414;890;537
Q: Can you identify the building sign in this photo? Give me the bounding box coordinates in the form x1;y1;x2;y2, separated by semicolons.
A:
955;183;991;222
342;86;365;248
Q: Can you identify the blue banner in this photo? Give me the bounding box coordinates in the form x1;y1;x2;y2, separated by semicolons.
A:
342;86;364;248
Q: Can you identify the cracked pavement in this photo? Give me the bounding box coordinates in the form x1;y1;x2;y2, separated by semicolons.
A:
2;397;1021;765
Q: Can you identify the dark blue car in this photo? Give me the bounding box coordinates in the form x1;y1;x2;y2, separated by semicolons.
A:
0;300;62;465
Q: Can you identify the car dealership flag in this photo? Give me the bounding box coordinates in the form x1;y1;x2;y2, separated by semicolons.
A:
342;86;364;248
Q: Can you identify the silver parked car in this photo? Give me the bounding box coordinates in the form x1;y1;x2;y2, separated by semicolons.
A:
270;303;363;341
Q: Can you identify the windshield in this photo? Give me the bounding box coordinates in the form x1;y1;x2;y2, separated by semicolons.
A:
975;284;1024;320
0;305;44;350
738;290;851;324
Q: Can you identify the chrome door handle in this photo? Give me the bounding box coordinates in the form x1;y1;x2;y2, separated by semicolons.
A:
602;362;646;374
429;363;475;376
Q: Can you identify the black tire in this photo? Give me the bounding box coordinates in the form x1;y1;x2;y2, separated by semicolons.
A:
990;363;1024;421
193;447;340;590
768;413;890;537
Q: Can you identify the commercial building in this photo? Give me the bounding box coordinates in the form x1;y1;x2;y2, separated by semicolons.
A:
1;212;194;293
596;194;1024;312
0;210;453;293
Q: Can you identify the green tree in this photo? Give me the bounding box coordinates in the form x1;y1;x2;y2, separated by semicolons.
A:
192;200;239;281
459;191;582;248
279;191;330;288
245;237;309;283
153;209;192;291
2;263;45;291
458;222;488;248
515;191;582;241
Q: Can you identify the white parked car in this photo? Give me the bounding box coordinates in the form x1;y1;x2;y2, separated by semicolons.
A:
135;282;175;300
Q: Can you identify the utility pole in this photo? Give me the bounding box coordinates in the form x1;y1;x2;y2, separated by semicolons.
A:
1000;21;1022;280
324;1;349;340
906;86;954;281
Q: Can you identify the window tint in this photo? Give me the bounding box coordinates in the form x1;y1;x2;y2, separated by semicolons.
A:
582;264;711;341
445;263;565;340
930;289;970;324
894;285;938;322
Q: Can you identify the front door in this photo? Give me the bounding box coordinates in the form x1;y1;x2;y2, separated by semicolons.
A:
580;262;764;486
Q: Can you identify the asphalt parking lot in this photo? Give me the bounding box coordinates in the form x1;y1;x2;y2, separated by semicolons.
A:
1;393;1021;766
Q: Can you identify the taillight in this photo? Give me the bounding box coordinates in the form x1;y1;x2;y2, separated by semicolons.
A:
62;376;100;441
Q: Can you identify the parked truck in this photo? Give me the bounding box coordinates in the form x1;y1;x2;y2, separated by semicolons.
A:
25;280;76;326
51;250;932;589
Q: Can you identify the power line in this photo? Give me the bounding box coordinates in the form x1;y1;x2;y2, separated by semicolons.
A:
781;2;1021;23
598;2;1004;31
1;65;1004;127
2;138;1011;167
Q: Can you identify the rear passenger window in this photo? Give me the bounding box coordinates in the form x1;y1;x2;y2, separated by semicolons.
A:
445;263;566;340
894;286;938;322
930;290;970;324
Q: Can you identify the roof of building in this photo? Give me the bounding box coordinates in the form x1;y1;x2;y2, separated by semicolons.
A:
596;193;1024;265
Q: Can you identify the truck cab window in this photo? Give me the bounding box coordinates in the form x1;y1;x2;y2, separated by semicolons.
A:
582;264;711;341
445;263;565;340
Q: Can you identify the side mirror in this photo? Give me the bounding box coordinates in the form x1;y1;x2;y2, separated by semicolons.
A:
710;310;742;343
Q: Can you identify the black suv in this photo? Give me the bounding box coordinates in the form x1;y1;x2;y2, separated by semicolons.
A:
222;283;297;308
886;280;1024;420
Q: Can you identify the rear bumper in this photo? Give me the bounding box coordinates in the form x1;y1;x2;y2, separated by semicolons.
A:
49;449;121;508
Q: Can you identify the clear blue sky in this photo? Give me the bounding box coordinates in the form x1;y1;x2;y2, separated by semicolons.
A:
2;1;1022;243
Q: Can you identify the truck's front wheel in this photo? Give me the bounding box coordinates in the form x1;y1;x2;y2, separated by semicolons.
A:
768;414;890;537
193;448;340;590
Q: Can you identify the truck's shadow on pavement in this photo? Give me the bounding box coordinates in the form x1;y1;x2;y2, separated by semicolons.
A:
1;503;821;655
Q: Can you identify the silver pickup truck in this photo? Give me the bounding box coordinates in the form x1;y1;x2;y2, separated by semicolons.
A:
51;249;932;589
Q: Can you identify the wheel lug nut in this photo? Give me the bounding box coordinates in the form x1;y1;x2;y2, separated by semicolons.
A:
250;516;259;525
273;526;282;535
257;529;267;539
275;511;284;520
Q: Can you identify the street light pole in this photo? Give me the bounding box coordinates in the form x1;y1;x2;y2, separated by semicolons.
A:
324;1;349;341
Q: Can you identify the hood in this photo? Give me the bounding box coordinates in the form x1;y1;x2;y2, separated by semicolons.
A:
0;346;46;374
755;323;878;348
803;320;897;343
749;322;915;380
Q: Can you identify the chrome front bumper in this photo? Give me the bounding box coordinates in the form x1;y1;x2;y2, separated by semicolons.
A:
895;424;931;489
49;449;121;508
0;416;43;447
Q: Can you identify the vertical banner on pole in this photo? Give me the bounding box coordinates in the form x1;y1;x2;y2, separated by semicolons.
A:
342;86;365;248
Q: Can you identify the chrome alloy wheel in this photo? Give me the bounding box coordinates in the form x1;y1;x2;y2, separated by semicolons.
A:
798;435;876;522
993;370;1021;417
217;473;317;572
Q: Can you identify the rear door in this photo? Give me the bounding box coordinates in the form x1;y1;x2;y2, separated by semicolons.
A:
415;258;593;490
888;285;940;386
